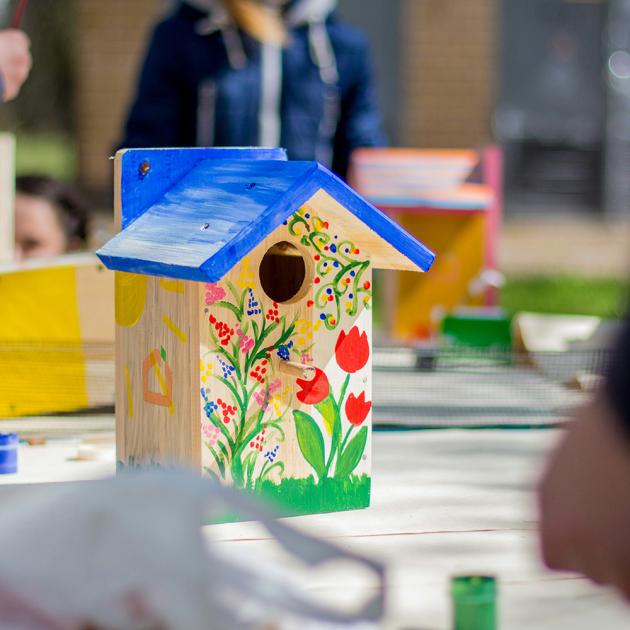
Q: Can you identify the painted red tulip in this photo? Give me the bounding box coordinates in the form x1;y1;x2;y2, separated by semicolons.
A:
335;326;370;373
345;391;371;426
296;367;330;405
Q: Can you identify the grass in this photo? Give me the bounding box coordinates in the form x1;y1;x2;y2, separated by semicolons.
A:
372;273;629;329
500;276;630;319
14;133;76;180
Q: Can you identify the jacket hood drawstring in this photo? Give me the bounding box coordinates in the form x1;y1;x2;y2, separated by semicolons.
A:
192;1;247;69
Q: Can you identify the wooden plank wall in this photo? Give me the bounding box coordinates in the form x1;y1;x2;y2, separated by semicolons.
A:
113;158;200;468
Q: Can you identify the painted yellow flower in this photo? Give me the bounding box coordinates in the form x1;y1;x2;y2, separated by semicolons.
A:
271;386;291;417
237;257;255;289
200;359;213;383
294;319;314;348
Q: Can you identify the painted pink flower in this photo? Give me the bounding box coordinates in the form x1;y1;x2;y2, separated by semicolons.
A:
239;336;254;353
268;378;282;395
205;283;226;305
253;390;269;410
253;379;281;409
202;422;220;446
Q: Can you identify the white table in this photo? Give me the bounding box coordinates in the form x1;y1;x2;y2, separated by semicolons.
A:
0;422;627;629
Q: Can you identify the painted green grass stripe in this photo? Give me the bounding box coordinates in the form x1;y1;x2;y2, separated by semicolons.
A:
209;475;371;523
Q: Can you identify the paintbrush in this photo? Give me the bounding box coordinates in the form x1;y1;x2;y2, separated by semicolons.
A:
11;0;28;28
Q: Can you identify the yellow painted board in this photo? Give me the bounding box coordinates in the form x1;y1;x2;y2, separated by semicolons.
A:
0;254;115;417
394;213;486;340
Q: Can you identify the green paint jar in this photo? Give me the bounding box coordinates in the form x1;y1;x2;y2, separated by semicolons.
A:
451;575;497;630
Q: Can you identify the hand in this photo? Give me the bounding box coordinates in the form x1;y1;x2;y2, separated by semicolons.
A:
538;396;630;599
0;29;31;101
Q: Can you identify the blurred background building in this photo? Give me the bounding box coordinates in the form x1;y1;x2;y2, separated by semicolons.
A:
0;0;629;221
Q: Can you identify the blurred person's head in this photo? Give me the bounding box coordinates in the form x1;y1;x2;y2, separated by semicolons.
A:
14;175;89;261
185;0;337;44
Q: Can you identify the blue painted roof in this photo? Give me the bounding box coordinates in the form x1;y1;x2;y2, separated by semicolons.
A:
117;147;287;229
97;158;435;282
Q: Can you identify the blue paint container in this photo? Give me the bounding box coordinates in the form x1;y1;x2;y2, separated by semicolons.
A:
0;433;18;474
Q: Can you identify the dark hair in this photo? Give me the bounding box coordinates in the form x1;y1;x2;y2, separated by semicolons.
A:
15;175;89;245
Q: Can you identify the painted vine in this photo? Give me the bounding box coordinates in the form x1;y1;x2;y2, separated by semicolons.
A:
286;208;372;330
201;278;297;490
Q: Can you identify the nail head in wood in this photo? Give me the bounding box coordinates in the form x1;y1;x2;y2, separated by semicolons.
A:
138;161;151;177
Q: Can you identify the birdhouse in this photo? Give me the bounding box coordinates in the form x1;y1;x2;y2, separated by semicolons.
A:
97;147;434;517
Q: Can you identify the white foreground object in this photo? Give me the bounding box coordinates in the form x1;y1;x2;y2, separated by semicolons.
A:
0;471;383;630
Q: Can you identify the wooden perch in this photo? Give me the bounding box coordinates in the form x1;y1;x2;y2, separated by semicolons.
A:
276;360;315;380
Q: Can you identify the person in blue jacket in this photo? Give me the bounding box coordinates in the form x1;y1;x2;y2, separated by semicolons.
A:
120;0;385;178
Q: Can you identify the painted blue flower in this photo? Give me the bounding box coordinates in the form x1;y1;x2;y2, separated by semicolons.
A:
264;445;280;462
247;288;261;316
218;358;235;379
204;400;218;418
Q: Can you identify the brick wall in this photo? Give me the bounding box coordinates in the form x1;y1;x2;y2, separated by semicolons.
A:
400;0;498;148
73;0;168;191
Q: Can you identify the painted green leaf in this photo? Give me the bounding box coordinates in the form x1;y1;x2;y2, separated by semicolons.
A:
215;300;241;319
315;395;338;437
231;455;245;488
206;444;226;478
203;466;221;482
261;461;284;481
160;346;167;362
335;426;368;479
293;410;326;481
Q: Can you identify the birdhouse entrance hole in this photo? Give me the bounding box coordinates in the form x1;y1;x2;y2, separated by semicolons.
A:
259;241;312;304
